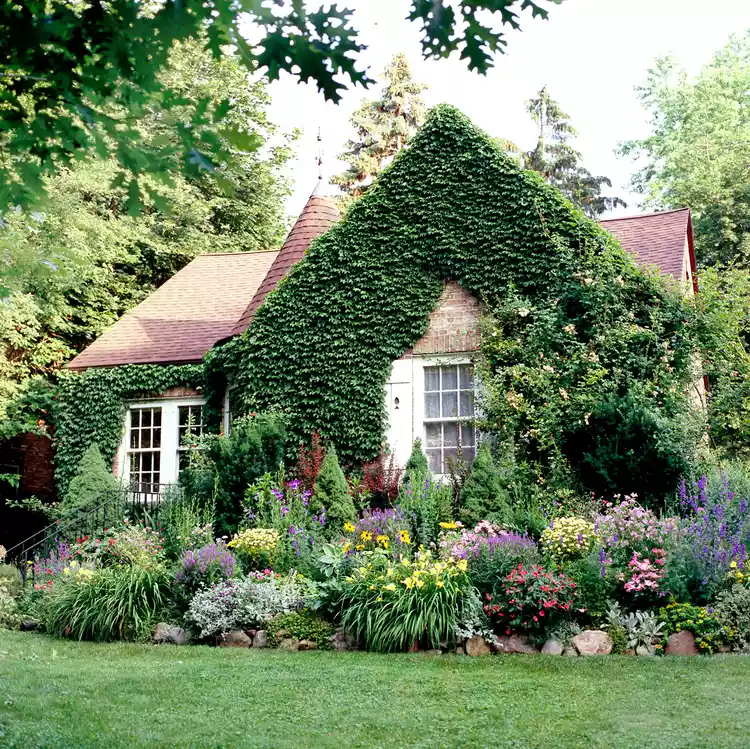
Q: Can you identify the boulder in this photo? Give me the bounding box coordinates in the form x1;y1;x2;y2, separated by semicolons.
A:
154;622;191;646
279;637;300;651
665;631;699;656
20;620;38;632
423;649;443;656
252;630;268;648
331;627;356;651
465;636;492;656
635;644;655;657
299;639;318;651
496;634;538;654
217;630;252;648
572;630;612;656
562;646;579;657
541;638;564;656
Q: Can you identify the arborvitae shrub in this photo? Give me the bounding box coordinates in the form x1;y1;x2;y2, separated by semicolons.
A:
459;442;510;525
59;443;120;517
312;447;355;533
404;438;429;476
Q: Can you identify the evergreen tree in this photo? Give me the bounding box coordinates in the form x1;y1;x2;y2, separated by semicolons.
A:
60;443;120;517
332;54;427;197
522;87;626;218
459;442;510;525
312;447;356;533
404;438;429;477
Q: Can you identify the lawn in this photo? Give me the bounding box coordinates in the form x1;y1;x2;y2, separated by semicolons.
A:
1;631;749;749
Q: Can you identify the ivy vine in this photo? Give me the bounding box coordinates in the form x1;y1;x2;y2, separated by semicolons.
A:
55;364;205;496
207;105;640;465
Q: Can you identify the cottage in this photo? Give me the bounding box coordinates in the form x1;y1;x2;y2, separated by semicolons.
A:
62;107;697;491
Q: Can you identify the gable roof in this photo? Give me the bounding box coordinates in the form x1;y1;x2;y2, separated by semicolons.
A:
231;190;340;335
600;207;693;281
66;251;278;370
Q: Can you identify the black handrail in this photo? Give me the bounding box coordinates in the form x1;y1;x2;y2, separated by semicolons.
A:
5;483;178;584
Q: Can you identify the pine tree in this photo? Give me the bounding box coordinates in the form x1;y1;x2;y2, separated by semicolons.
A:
312;446;356;532
459;442;510;525
60;443;120;517
522;87;626;218
331;54;427;197
404;438;429;476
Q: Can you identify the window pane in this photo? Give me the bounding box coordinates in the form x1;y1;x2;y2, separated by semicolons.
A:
130;430;139;449
153;426;161;449
460;364;474;390
441;391;458;418
443;422;459;447
425;422;442;448
141;430;151;449
461;423;476;447
424;367;440;392
426;449;442;473
179;406;188;426
153;409;162;427
153;452;160;471
441;366;458;391
425;392;440;419
460;391;474;417
141;409;151;427
131;410;141;428
462;446;476;465
443;448;458;470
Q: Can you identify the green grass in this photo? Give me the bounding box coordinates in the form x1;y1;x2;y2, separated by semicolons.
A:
1;630;749;748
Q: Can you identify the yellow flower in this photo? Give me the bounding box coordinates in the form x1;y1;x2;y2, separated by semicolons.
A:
344;522;356;533
383;583;397;592
439;521;458;530
342;542;352;553
399;530;411;544
360;531;372;542
457;559;468;573
355;544;365;551
436;580;444;588
376;535;390;549
415;578;424;588
403;577;415;589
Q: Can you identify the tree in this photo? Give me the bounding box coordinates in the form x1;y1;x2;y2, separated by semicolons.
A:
59;443;120;517
404;438;429;476
521;87;626;217
620;33;750;267
0;1;560;214
0;40;292;422
460;442;510;525
332;54;427;197
312;447;356;533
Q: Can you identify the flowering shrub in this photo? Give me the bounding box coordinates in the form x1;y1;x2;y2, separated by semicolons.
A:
658;601;725;653
397;473;453;548
338;552;471;652
185;571;313;639
174;541;237;607
714;584;750;651
624;548;667;597
228;528;279;568
595;497;678;555
341;508;411;553
540;516;595;561
483;564;578;636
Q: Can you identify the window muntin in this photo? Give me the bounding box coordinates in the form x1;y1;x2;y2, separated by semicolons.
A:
128;407;162;491
177;405;204;472
423;364;476;473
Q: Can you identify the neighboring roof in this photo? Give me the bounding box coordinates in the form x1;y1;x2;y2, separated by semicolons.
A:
231;191;340;335
67;251;278;370
599;207;692;280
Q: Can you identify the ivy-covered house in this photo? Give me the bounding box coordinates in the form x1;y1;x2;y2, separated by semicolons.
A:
57;106;698;494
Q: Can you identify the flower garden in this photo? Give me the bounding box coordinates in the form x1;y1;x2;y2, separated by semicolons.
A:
4;431;750;662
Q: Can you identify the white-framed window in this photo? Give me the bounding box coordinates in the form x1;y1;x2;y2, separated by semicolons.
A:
423;363;476;474
120;397;205;490
177;404;204;473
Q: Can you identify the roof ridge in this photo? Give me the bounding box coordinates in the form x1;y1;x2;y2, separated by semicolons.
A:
197;250;280;257
599;207;690;223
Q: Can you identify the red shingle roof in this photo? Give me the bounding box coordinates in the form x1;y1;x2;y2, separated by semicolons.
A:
600;207;691;279
231;191;340;335
67;251;278;370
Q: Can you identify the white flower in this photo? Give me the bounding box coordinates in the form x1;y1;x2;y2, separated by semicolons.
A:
517;307;530;318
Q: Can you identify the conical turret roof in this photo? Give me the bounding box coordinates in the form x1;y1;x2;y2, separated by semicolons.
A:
231;187;340;335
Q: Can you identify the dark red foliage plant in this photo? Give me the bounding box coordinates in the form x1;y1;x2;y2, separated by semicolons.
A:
295;431;326;491
363;450;402;506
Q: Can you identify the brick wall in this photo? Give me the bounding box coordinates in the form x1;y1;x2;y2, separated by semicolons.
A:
408;281;482;356
19;432;56;499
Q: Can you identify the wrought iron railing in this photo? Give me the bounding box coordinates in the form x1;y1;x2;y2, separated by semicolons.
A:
4;483;178;584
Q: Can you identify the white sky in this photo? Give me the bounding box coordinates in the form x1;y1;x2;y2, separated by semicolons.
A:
264;0;750;217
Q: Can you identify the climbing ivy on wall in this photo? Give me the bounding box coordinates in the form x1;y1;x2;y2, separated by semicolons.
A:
209;104;677;467
55;364;205;496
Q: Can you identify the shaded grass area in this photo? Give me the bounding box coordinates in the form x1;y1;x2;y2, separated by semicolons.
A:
1;630;749;748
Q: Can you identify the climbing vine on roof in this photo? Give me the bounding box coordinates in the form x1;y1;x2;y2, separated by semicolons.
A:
206;105;694;467
55;364;205;496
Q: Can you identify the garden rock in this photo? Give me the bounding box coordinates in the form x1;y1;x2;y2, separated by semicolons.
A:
153;623;191;646
665;631;699;656
252;630;268;648
541;638;564;656
332;627;356;651
279;638;300;652
423;649;443;656
217;630;252;648
562;646;578;657
572;630;612;656
636;645;655;656
465;636;492;656
299;640;318;651
20;620;38;632
496;634;538;654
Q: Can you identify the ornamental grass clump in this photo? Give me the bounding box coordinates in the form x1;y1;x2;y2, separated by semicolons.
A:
338;552;470;652
541;516;595;561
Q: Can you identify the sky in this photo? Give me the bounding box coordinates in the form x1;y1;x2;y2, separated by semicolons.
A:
263;0;750;218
